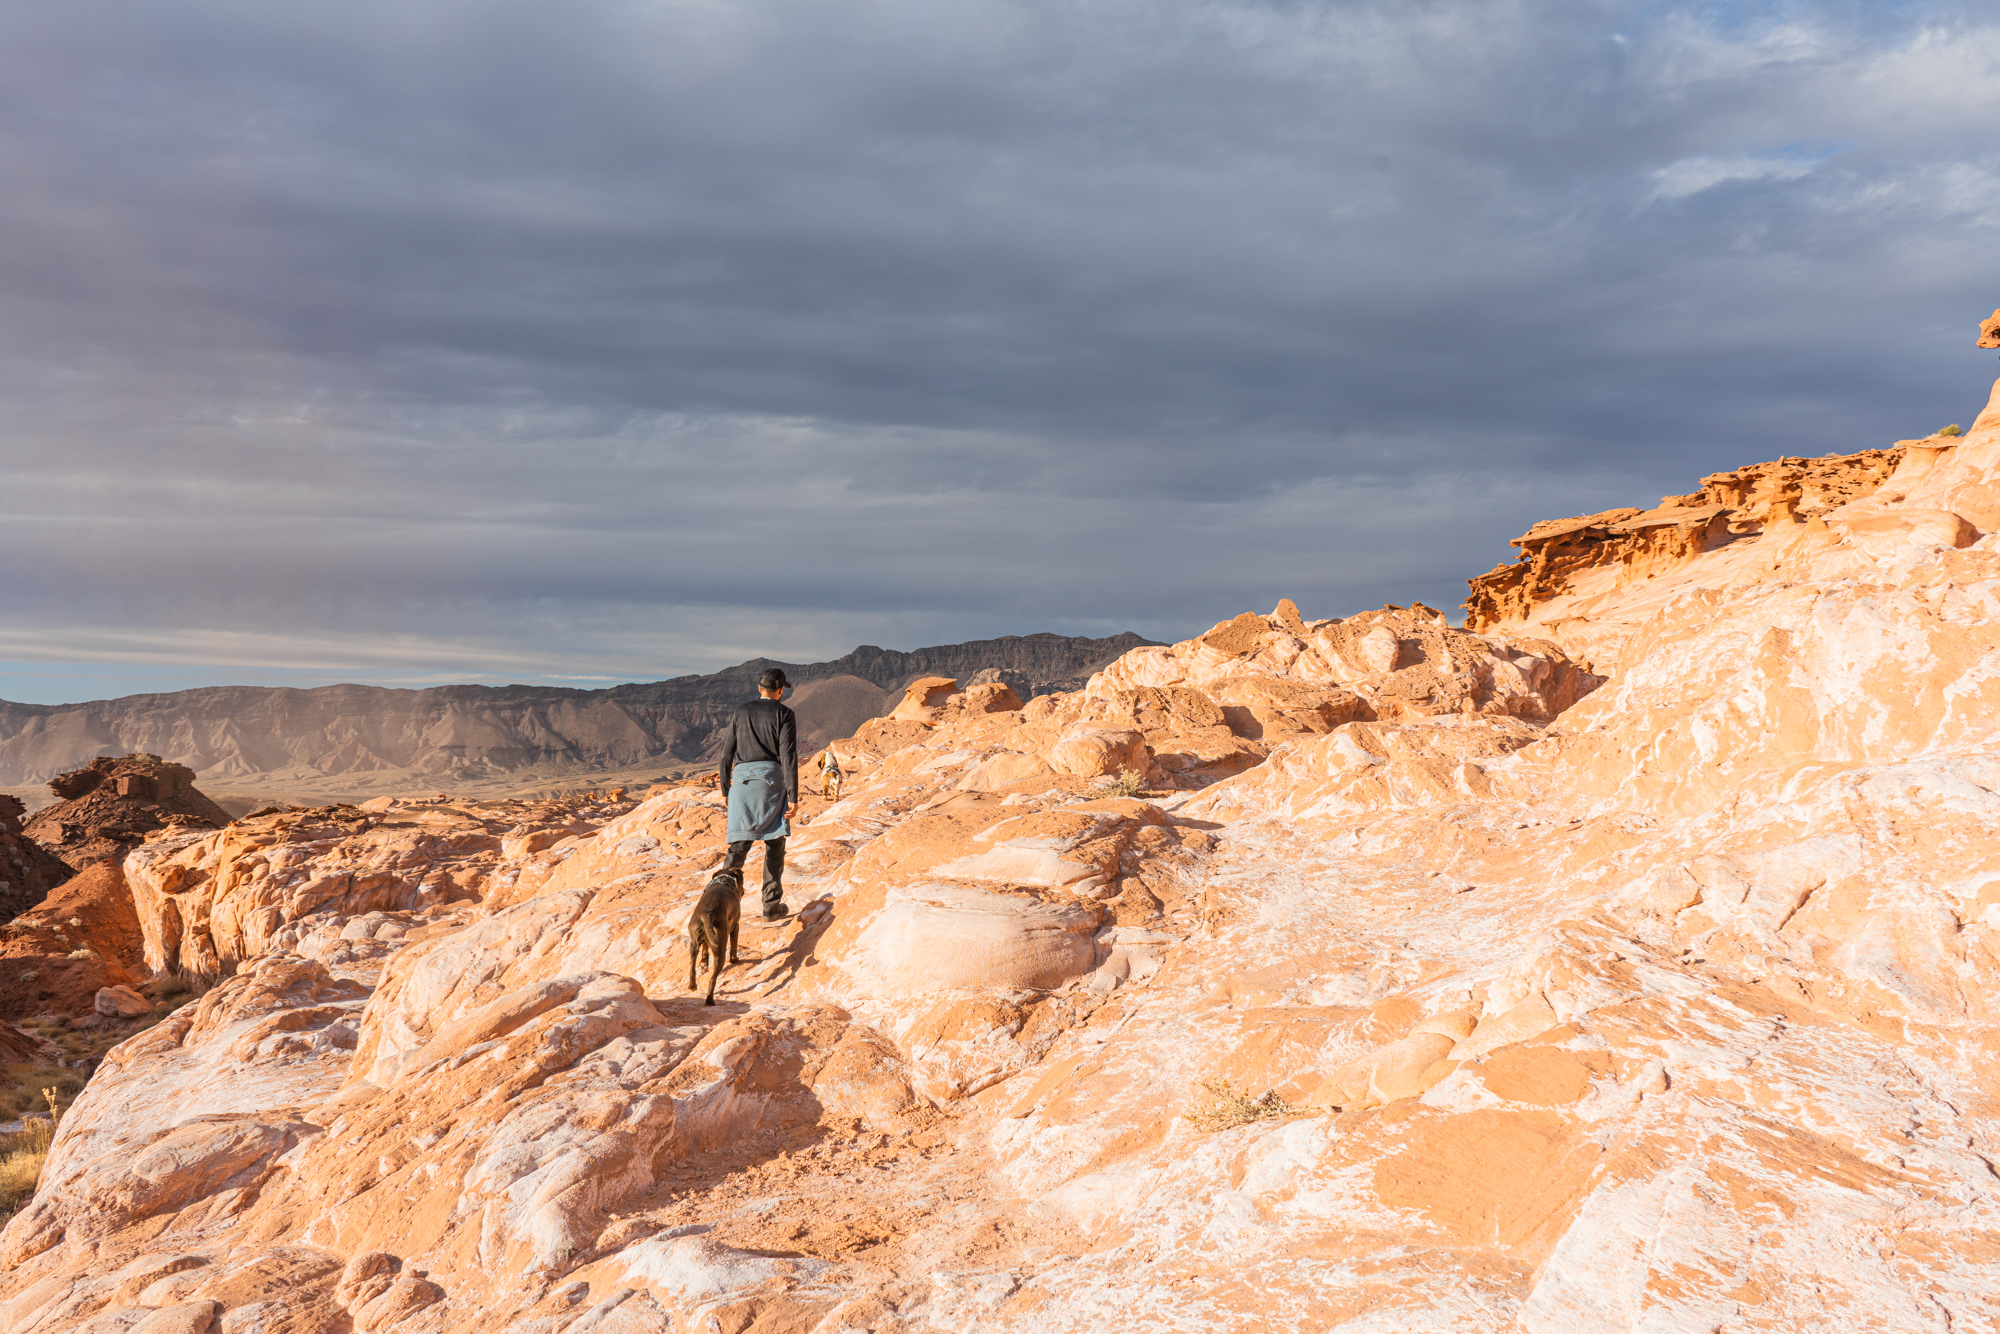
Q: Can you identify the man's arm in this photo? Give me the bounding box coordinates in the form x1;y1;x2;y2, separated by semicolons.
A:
779;706;798;813
718;709;736;796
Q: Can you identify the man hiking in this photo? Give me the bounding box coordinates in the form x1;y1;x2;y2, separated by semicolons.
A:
719;667;798;921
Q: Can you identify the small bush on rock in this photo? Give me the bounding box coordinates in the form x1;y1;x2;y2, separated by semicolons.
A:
1183;1078;1302;1131
1094;767;1147;798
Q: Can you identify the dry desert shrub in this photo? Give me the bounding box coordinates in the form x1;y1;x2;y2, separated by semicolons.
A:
1940;424;1965;436
1;1061;77;1121
0;1089;60;1222
1094;767;1147;798
1182;1078;1303;1131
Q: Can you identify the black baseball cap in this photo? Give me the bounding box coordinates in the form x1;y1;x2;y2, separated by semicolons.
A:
759;668;789;691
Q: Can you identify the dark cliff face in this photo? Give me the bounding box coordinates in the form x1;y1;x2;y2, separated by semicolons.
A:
0;632;1157;784
0;793;73;919
22;753;231;869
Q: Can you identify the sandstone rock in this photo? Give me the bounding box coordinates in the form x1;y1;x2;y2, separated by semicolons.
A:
0;791;72;921
19;369;2000;1333
128;1299;221;1334
888;675;960;726
1046;726;1149;779
1309;1029;1458;1108
953;750;1054;791
93;984;151;1018
123;799;562;982
1;861;152;1020
1354;623;1400;674
848;884;1102;996
23;753;229;870
352;1272;444;1332
1463;445;1906;636
0;1017;58;1062
941;681;1024;718
1088;602;1599;733
966;665;1037;700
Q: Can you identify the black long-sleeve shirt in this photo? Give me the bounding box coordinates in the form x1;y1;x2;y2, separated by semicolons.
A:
718;698;798;805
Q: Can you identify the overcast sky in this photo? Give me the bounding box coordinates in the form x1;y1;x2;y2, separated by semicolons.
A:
2;0;1997;704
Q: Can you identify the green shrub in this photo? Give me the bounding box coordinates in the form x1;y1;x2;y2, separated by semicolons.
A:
1939;424;1964;437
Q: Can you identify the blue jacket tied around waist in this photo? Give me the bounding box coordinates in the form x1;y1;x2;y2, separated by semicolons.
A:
726;760;789;842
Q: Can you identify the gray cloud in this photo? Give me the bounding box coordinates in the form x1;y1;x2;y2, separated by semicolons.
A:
2;0;1998;701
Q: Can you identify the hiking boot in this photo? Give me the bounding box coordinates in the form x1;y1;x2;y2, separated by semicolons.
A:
762;903;791;922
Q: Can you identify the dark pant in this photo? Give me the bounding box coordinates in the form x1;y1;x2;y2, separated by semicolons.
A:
724;837;785;913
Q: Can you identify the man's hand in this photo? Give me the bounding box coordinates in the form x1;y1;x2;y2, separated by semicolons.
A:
786;802;799;821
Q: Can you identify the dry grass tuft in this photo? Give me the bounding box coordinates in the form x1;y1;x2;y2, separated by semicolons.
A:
1;1058;79;1123
0;1089;61;1222
1182;1078;1304;1131
1093;767;1147;798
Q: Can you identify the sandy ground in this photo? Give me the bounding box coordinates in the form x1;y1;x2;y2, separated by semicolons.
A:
198;758;721;813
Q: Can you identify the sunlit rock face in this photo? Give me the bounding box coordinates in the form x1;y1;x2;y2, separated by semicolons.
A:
10;377;2000;1332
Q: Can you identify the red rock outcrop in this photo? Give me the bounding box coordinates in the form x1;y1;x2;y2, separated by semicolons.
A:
0;864;151;1020
0;1018;58;1064
1464;446;1906;633
23;754;230;871
0;793;71;923
9;364;2000;1332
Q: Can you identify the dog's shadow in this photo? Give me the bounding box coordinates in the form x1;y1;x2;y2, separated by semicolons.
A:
739;907;837;995
653;929;800;1010
648;993;756;1024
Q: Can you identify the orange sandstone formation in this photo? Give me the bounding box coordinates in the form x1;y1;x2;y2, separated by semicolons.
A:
1463;446;1906;636
0;864;152;1021
9;366;2000;1331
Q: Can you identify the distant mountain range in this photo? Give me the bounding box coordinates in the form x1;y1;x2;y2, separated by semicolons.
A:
0;633;1156;789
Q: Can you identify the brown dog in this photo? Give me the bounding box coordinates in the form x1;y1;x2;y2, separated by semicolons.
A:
687;867;743;1005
